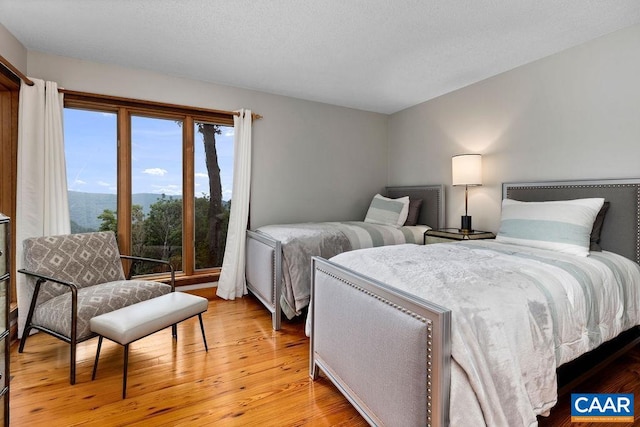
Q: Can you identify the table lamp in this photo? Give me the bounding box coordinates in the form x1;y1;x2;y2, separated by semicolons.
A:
452;154;482;233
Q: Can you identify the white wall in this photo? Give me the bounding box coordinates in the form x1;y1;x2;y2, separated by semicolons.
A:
388;23;640;232
23;51;388;228
0;23;26;72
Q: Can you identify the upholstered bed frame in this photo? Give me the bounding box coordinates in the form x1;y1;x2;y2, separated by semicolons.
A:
309;178;640;427
245;185;445;330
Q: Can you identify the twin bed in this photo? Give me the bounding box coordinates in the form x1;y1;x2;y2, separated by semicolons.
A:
309;178;640;426
245;185;445;330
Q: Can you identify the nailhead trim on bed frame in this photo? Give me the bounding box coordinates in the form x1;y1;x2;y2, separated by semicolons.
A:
636;186;639;264
316;267;434;427
272;251;277;306
506;183;640;265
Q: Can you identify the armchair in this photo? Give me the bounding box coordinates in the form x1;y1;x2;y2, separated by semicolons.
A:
18;231;174;384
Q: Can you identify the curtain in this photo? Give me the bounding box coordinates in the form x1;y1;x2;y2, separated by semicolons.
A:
217;109;252;300
16;78;70;338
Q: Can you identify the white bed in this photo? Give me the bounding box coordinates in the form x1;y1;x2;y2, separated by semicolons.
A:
309;178;640;426
245;185;445;329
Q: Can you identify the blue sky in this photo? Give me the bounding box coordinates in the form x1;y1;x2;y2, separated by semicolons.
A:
64;109;234;200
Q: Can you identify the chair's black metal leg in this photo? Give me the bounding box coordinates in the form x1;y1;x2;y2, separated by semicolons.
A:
70;288;79;385
123;344;129;399
70;340;77;385
18;327;31;353
198;314;208;352
92;336;103;380
172;323;177;339
19;279;43;354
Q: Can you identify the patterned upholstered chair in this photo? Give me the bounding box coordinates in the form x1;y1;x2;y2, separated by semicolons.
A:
18;231;174;384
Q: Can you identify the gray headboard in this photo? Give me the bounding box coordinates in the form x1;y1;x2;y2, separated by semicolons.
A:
386;185;445;230
503;179;640;264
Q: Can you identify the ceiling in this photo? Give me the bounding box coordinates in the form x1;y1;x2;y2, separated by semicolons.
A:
2;1;640;114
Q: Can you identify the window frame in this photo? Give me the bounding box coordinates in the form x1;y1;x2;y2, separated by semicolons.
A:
64;91;235;286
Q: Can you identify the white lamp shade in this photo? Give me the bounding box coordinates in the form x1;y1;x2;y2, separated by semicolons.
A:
452;154;482;186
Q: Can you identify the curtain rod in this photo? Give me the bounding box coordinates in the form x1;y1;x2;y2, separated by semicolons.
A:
0;59;262;120
0;53;34;86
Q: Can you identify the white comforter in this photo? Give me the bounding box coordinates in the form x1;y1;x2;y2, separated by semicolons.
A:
329;241;640;426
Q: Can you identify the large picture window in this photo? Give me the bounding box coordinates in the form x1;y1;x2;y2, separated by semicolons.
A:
63;92;234;285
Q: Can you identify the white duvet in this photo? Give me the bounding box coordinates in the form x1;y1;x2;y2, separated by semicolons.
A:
328;241;640;426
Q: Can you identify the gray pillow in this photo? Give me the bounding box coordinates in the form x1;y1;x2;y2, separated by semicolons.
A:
403;199;423;226
589;201;609;252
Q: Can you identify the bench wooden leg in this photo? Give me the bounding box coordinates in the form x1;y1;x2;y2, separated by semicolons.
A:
123;343;129;399
198;313;208;351
92;336;103;380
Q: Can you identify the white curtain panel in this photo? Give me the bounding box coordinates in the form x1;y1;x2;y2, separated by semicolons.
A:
217;109;252;300
16;78;70;338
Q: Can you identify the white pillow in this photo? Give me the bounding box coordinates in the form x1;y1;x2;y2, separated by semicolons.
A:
495;197;605;257
364;194;410;227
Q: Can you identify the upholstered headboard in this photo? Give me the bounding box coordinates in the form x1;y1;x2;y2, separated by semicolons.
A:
503;179;640;264
386;185;445;230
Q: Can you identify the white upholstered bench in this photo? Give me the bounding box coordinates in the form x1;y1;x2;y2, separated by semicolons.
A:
90;292;209;398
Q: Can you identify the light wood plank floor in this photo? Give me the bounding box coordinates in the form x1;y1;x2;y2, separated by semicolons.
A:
9;293;640;426
10;294;367;426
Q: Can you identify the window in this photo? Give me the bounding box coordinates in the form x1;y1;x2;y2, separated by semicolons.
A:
64;108;118;233
63;92;234;284
194;121;234;270
130;115;184;271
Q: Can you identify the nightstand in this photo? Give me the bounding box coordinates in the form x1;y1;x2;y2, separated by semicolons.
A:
424;228;496;245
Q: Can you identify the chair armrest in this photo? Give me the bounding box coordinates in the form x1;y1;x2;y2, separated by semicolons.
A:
119;255;175;291
18;268;80;321
18;268;78;290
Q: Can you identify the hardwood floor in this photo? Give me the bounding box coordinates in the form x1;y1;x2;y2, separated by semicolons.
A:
10;294;367;426
9;293;640;426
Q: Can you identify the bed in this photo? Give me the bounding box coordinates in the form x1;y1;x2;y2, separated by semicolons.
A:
245;185;445;330
309;178;640;426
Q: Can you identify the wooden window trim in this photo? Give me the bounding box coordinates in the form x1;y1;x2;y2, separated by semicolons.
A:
0;64;20;304
63;90;235;126
183;116;195;277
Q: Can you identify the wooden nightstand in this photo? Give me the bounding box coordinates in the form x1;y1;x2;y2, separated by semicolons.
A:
424;228;496;244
